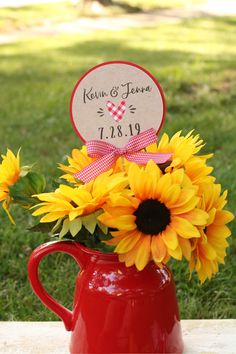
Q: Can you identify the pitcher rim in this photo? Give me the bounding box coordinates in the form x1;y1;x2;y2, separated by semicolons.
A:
74;241;119;260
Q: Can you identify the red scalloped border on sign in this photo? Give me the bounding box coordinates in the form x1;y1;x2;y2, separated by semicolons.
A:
70;60;166;142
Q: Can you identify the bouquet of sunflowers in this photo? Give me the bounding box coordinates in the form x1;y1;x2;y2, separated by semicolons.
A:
0;130;234;283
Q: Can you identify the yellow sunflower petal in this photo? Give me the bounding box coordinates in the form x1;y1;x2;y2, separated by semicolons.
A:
180;208;209;226
158;132;169;148
173;188;196;208
135;236;151;271
171;216;200;238
151;236;167;263
32;203;71;216
202;183;220;211
118;238;142;267
2;199;15;225
32;205;50;216
69;209;83;221
161;225;178;250
161;184;181;206
106;231;128;246
99;212;136;231
34;192;71;203
128;163;157;200
102;206;135;217
128;163;143;198
171;196;199;215
199;258;216;280
178;237;191;260
170;169;184;185
144;160;161;192
108;193;135;208
207;224;231;239
156;173;172;200
40;211;68;223
213;210;234;225
206;208;216;226
59;185;91;205
115;230;141;254
216;190;228;210
168;245;182;260
146;143;157;152
167;157;182;170
200;242;217;261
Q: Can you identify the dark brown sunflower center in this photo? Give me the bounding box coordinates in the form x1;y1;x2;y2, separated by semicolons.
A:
134;199;171;235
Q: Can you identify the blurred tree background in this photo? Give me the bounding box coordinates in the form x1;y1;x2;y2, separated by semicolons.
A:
0;0;235;321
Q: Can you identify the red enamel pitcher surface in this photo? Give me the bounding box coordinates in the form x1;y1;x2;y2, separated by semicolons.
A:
28;240;184;354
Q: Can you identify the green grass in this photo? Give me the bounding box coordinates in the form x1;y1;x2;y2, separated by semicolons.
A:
0;15;236;321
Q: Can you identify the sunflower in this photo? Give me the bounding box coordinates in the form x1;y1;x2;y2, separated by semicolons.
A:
189;183;234;283
146;130;204;168
32;170;128;238
184;154;215;194
58;146;94;184
58;145;131;185
98;160;209;271
146;130;215;188
0;149;21;223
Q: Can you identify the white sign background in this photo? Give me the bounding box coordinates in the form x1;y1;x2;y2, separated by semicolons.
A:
70;61;166;147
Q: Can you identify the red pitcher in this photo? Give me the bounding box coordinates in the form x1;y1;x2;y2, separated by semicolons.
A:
28;240;184;353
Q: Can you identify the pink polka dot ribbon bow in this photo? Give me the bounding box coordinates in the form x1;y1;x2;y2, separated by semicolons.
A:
74;128;172;183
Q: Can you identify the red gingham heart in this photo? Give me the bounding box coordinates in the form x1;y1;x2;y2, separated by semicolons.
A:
106;100;126;122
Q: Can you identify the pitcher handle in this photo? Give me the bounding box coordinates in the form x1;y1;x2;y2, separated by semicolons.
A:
28;240;87;331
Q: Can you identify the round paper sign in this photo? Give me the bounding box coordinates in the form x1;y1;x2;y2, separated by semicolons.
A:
70;61;166;148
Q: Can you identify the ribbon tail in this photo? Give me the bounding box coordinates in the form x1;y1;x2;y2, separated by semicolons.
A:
126;152;172;165
74;152;116;183
126;128;157;151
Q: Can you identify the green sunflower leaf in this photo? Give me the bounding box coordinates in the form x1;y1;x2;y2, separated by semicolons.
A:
69;218;82;237
81;214;97;234
97;220;108;235
9;172;46;207
59;218;70;239
50;218;63;235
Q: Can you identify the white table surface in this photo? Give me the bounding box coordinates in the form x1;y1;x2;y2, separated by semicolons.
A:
0;320;236;354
